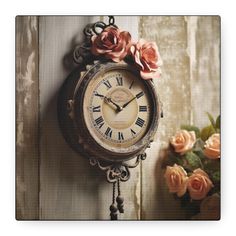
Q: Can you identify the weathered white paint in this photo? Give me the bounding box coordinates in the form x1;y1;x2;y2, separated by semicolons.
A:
16;16;39;220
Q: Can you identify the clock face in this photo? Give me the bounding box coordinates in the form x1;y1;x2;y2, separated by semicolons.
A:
83;68;152;153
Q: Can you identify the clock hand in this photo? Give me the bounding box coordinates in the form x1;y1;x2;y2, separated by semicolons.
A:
104;97;123;112
94;92;122;112
122;96;136;109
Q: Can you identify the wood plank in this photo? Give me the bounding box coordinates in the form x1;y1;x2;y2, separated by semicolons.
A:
139;16;220;220
139;16;192;219
39;16;139;220
39;16;100;220
187;16;220;127
16;16;39;220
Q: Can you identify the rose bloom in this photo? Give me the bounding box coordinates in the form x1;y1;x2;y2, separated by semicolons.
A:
164;164;188;197
130;39;162;80
170;130;196;155
91;26;131;62
187;169;213;200
204;133;220;159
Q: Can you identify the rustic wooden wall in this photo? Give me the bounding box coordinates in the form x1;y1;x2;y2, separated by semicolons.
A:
16;16;220;220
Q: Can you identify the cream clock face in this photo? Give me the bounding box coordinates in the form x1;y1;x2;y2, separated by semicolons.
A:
83;69;152;153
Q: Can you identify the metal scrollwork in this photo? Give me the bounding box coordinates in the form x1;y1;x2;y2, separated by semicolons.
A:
73;16;117;65
89;152;146;183
73;42;91;64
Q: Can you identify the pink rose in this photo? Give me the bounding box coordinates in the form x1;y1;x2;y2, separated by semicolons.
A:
130;39;162;80
91;26;131;62
187;169;213;200
170;130;196;155
204;133;220;159
164;164;188;197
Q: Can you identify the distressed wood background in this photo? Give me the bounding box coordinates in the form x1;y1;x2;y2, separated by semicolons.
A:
16;16;220;220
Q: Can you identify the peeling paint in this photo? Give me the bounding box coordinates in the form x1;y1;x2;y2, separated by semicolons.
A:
30;16;37;31
17;51;35;105
16;16;39;220
134;171;141;219
26;16;37;46
186;16;198;125
17;121;24;147
27;26;32;46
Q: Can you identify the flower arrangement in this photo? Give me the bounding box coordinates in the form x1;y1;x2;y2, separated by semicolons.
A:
163;113;220;219
90;25;162;80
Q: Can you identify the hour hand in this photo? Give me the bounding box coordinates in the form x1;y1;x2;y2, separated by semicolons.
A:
94;92;123;112
104;97;123;112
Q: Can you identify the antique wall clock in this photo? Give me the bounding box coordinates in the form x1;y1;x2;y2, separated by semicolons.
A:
58;16;163;220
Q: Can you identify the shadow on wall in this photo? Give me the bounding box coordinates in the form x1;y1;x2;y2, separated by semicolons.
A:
40;76;108;220
62;34;81;73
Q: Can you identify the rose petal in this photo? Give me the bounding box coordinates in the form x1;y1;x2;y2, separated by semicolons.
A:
140;69;161;80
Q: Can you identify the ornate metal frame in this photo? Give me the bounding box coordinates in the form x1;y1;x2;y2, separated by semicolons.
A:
89;152;147;183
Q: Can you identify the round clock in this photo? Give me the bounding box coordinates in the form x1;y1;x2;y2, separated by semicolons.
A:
58;60;161;163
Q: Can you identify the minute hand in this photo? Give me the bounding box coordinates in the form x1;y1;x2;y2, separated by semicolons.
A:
122;96;137;109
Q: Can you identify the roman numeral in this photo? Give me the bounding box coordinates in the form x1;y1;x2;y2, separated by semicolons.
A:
103;80;112;89
95;116;104;128
129;80;134;89
130;129;136;136
116;76;123;86
94;91;104;98
136;91;144;99
139;105;147;112
135;117;145;127
92;105;101;112
105;127;112;138
118;132;124;140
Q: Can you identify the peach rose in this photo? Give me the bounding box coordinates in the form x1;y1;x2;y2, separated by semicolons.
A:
91;26;131;62
130;39;162;80
164;164;188;197
187;169;213;200
204;133;220;159
170;130;196;155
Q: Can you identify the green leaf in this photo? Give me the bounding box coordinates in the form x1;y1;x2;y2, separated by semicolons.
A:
212;171;220;182
200;125;215;141
216;115;220;129
206;112;216;128
181;125;200;138
163;149;184;168
194;149;205;160
204;159;220;172
184;152;203;171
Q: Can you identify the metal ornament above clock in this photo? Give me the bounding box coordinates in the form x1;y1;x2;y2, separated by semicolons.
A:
58;16;163;220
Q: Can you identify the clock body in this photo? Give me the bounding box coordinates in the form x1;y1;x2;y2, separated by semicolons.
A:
58;61;161;162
